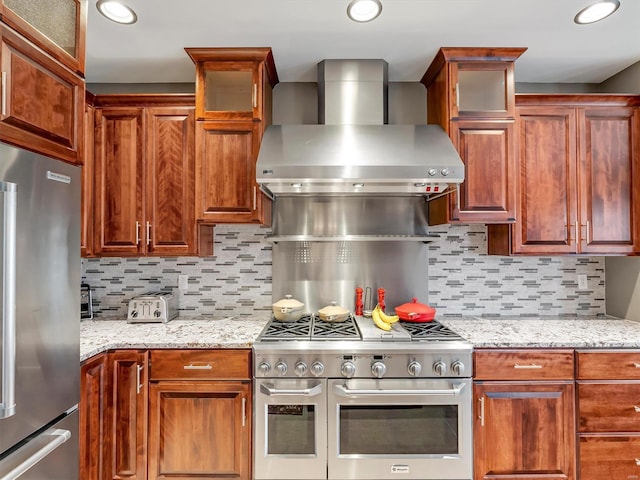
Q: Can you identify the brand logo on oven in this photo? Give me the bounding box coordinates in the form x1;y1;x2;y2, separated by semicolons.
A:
391;465;410;474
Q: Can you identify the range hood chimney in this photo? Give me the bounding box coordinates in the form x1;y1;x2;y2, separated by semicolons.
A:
256;59;465;197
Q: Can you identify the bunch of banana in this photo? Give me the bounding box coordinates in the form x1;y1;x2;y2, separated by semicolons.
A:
371;304;400;331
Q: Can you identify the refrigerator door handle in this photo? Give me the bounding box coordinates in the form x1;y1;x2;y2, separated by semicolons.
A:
0;429;71;480
0;181;17;420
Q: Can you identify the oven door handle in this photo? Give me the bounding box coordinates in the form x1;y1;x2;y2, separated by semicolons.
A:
260;382;323;397
333;382;466;397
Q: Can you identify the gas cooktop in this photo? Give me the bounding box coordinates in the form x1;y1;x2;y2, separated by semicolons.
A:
256;314;465;343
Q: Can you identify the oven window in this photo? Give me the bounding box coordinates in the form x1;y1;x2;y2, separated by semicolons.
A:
267;405;316;455
339;405;458;455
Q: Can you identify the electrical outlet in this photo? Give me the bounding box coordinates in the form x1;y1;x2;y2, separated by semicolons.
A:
178;274;189;290
578;274;588;290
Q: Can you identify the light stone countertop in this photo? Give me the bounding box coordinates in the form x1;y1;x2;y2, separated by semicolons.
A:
80;316;270;361
440;317;640;349
80;315;640;362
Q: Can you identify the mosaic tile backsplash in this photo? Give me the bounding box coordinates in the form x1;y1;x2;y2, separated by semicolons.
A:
81;223;605;318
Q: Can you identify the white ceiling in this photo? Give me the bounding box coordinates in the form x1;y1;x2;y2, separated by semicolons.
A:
85;0;640;85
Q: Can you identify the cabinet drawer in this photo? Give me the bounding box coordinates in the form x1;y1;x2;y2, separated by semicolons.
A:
474;349;574;380
579;435;640;480
150;349;251;380
577;382;640;432
577;350;640;380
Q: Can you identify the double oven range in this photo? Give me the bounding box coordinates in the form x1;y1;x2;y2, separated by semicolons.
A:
253;314;473;480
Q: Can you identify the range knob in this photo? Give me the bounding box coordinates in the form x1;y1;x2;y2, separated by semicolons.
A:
451;361;465;376
441;168;451;177
310;361;325;377
294;362;308;377
341;361;356;378
258;362;271;375
433;360;447;376
275;361;288;376
407;361;422;377
427;168;438;177
371;361;387;379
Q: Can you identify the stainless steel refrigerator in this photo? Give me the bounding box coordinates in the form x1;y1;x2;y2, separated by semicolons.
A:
0;142;80;479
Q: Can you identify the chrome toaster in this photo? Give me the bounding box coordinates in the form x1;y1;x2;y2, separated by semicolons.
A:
127;291;178;323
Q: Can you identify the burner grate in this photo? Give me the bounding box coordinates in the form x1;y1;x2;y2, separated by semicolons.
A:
311;314;360;340
259;315;313;340
400;320;463;341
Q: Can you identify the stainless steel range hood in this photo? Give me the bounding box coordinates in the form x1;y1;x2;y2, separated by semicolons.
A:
256;59;464;197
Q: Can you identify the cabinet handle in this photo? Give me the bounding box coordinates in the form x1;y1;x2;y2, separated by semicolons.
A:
135;221;140;245
1;72;6;116
513;363;543;369
253;84;258;109
635;458;640;466
242;397;246;427
634;405;640;413
575;221;579;244
253;186;257;210
584;220;590;244
183;363;212;370
478;396;485;427
455;82;460;109
136;364;143;394
146;221;151;246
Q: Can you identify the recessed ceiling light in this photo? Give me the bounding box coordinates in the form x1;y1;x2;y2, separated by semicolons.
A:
347;0;382;23
96;0;138;24
574;0;620;24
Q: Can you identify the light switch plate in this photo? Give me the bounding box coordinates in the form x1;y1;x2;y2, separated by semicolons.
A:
178;274;189;290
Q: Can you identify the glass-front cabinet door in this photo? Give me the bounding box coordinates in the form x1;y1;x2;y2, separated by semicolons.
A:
0;0;87;75
451;61;515;118
195;60;261;121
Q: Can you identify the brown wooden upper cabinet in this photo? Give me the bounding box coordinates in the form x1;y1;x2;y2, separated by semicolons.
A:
0;0;87;76
185;47;278;224
185;47;278;122
93;95;199;256
488;95;640;255
421;47;526;224
0;24;84;164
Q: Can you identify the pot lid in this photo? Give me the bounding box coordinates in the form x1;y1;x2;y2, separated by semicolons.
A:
318;301;349;316
394;298;435;315
273;294;304;309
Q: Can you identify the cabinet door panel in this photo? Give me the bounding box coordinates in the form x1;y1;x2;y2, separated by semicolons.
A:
145;106;196;255
450;120;515;223
195;121;265;223
94;107;144;256
0;25;83;164
579;435;640;480
80;354;110;480
513;107;577;254
81;102;94;257
148;381;251;480
474;382;575;480
579;107;640;254
109;351;148;480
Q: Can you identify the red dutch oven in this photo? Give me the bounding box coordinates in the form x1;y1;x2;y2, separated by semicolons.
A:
394;298;436;322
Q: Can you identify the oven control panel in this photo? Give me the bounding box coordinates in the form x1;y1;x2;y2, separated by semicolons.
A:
254;348;472;379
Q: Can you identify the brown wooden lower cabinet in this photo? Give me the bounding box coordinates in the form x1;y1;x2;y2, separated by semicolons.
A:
147;381;251;480
81;349;252;480
473;349;576;480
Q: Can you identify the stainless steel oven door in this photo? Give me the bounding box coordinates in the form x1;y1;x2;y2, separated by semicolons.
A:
327;378;472;480
254;378;328;480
